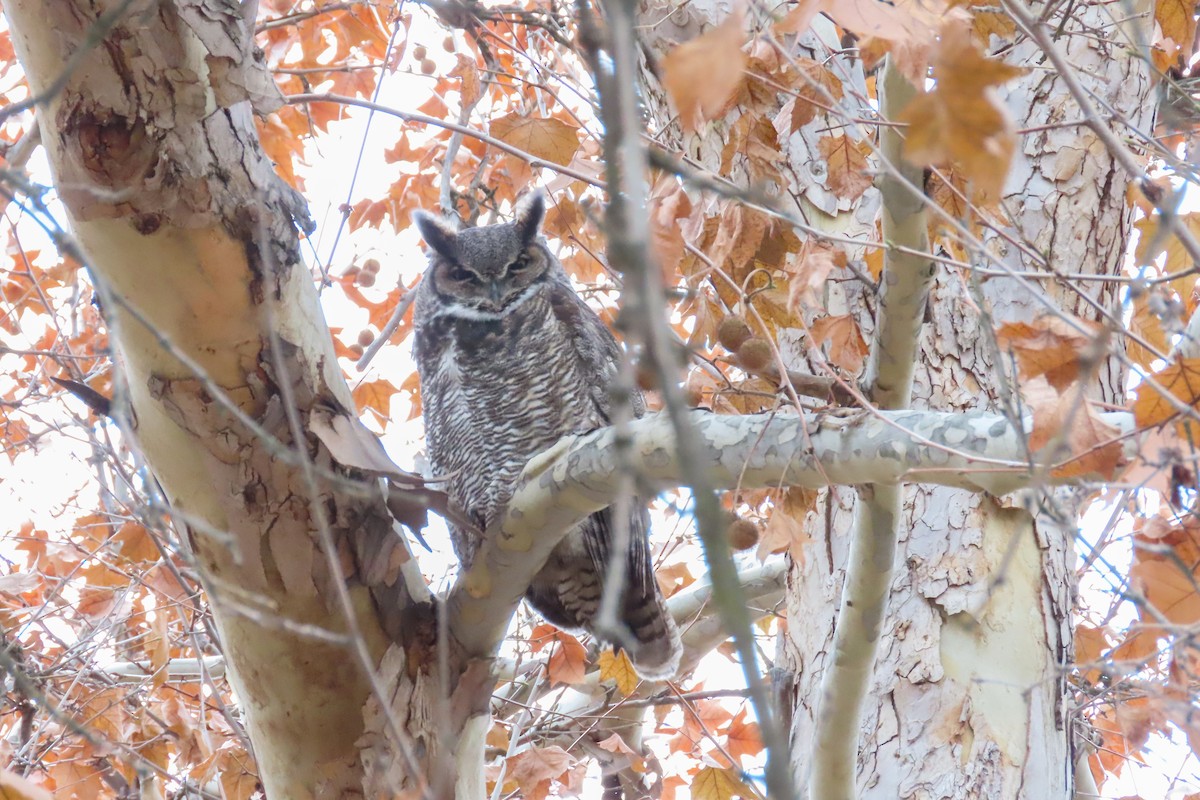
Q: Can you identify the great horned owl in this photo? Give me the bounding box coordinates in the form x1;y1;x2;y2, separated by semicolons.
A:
412;192;682;679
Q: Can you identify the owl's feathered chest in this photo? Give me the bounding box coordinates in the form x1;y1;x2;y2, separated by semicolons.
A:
414;289;606;532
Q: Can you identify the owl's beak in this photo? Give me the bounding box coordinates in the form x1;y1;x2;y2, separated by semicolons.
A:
488;281;504;306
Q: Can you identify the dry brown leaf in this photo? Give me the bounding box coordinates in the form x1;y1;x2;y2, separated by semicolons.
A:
147;609;170;689
817;0;948;45
1026;379;1124;479
819;134;873;202
1121;425;1188;498
504;746;579;800
1090;699;1168;781
655;561;696;598
969;3;1017;41
709;202;770;275
774;0;821;34
899;18;1025;200
1156;0;1198;49
809;314;868;374
757;499;813;563
720;114;783;181
486;722;510;751
650;182;694;278
46;745;107;800
785;242;839;310
1133;358;1200;428
996;315;1097;392
1131;558;1200;629
1133;213;1200;310
595;732;646;774
1073;624;1110;685
448;53;482;107
786;57;845;130
662;12;748;132
490;114;580;166
668;699;734;754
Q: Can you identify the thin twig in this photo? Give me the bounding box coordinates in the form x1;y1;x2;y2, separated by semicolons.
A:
584;0;796;797
287;93;606;187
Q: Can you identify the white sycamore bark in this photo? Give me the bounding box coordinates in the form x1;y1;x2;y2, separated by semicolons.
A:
5;0;1153;797
634;1;1157;798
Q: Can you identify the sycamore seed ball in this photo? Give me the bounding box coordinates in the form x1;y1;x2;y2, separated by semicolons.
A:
362;258;381;274
421;58;436;75
357;329;375;347
717;316;753;351
357;271;376;287
443;36;455;52
727;517;760;551
413;45;427;60
348;343;364;359
736;337;772;370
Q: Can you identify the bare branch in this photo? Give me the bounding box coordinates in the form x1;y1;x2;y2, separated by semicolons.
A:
445;406;1136;662
811;57;933;799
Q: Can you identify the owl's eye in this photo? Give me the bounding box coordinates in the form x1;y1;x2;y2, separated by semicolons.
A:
509;254;531;272
447;265;477;282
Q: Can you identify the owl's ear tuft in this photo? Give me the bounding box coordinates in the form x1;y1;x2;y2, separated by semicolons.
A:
513;191;545;245
413;211;460;261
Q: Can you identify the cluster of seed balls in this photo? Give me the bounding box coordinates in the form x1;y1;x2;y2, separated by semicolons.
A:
344;258;382;360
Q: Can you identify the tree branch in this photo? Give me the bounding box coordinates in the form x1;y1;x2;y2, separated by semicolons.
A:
811;57;933;800
445;407;1135;662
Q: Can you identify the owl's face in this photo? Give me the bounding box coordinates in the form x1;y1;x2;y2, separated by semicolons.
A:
415;193;552;318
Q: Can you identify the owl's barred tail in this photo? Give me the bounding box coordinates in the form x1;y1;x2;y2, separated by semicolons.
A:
622;594;682;680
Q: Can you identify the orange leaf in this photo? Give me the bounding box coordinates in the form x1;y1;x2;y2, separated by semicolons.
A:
1133;359;1200;428
113;521;160;563
598;648;639;696
786;57;844;130
352;378;398;419
996;315;1097;392
0;768;52;800
546;633;588;686
757;494;814;563
724;707;764;762
661;12;747;133
1131;558;1200;629
819;134;873;202
809;314;867;374
1073;624;1110;685
1026;381;1124;479
449;53;483;107
504;746;577;800
785;242;839;311
898;18;1025;200
490;114;580;167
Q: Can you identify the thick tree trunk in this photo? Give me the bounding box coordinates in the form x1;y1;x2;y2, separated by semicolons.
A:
0;2;414;796
635;2;1155;797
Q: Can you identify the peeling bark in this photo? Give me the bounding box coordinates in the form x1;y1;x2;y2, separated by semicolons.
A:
3;2;404;795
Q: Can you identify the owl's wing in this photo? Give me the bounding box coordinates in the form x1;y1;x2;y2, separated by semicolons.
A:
546;281;646;423
546;281;666;649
